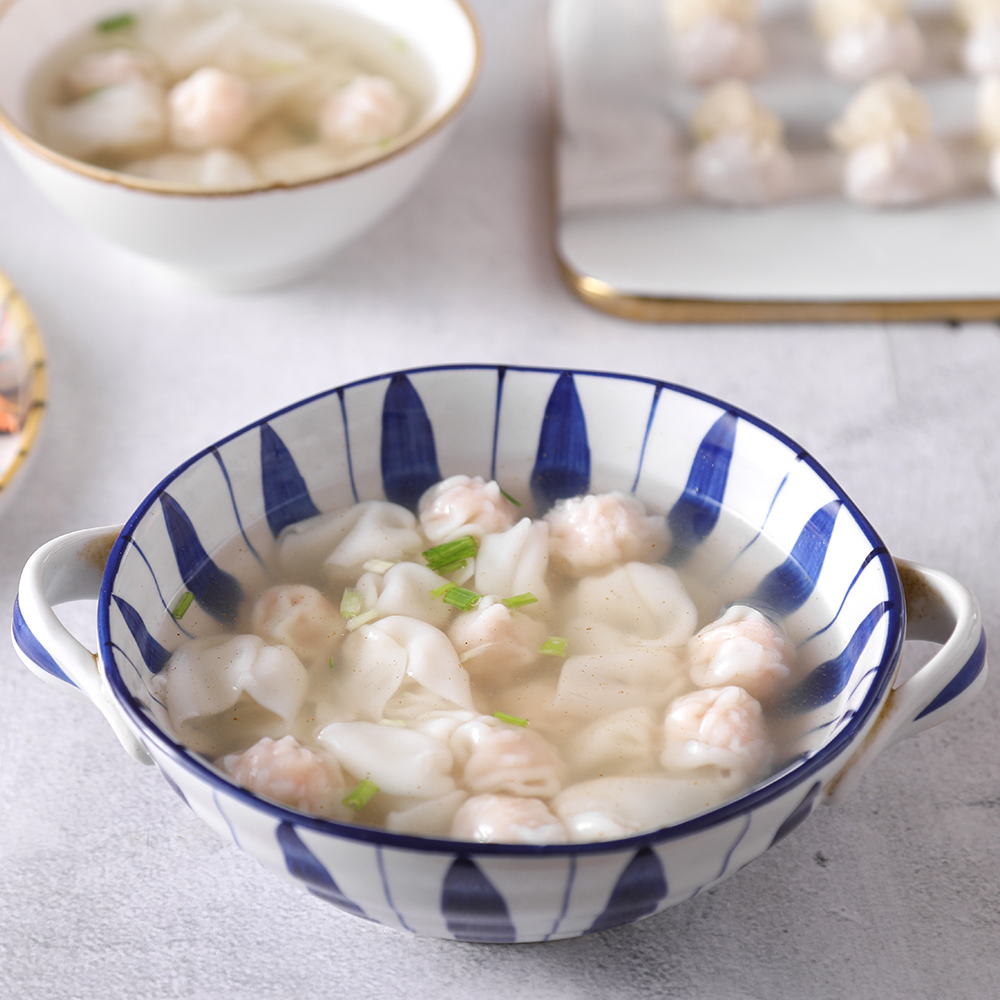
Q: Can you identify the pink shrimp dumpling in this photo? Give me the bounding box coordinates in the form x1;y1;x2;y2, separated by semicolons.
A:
447;598;547;684
687;605;792;700
418;475;522;544
248;583;344;668
453;717;568;799
665;0;767;84
65;48;162;97
318;74;409;148
671;17;767;84
660;685;772;778
545;492;670;577
219;735;348;818
450;794;568;844
168;66;255;150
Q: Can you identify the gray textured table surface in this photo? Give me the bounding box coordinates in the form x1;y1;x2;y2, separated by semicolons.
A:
2;2;999;997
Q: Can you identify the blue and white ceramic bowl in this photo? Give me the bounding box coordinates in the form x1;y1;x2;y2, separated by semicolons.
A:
13;365;987;942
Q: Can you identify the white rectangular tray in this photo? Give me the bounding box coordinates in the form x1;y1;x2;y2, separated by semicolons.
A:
551;0;1000;321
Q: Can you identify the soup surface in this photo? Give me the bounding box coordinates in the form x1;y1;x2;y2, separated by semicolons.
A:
28;0;430;188
153;475;818;844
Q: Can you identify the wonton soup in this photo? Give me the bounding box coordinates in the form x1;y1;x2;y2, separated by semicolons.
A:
152;475;821;845
27;0;432;189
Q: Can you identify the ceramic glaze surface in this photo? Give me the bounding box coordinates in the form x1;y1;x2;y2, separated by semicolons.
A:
29;363;952;941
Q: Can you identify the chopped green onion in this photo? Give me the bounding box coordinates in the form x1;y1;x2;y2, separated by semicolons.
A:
362;558;395;574
493;711;528;727
442;586;481;611
345;609;379;632
328;657;335;670
539;636;568;657
340;588;362;619
342;779;379;810
423;535;478;575
501;592;538;609
500;488;522;507
170;592;194;620
96;12;135;32
430;582;456;599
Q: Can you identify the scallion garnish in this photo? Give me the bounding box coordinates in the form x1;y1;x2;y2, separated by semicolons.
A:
362;558;395;574
342;779;379;810
430;582;456;599
423;535;478;575
345;609;379;632
340;588;362;619
171;592;194;620
328;657;335;670
96;12;135;32
500;488;522;507
539;636;568;657
493;711;528;727
442;586;481;611
501;592;538;609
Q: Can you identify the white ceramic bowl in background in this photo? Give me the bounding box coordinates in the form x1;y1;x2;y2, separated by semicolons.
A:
13;365;987;941
0;0;480;291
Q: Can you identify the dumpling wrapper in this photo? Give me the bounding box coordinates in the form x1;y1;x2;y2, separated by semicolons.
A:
126;148;260;188
335;615;475;721
137;5;310;77
317;721;455;798
155;633;308;731
248;583;344;668
561;562;698;645
353;561;455;629
566;706;660;778
277;500;423;586
552;774;738;842
43;78;167;159
474;517;551;611
385;790;469;836
552;638;690;720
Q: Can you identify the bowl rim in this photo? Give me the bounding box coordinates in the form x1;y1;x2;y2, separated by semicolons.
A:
98;363;905;856
0;0;481;198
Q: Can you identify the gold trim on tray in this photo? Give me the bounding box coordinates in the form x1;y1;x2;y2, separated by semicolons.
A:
0;270;47;500
558;257;1000;324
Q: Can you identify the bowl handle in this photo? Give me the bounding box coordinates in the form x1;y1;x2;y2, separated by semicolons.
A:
827;557;987;803
12;526;152;764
